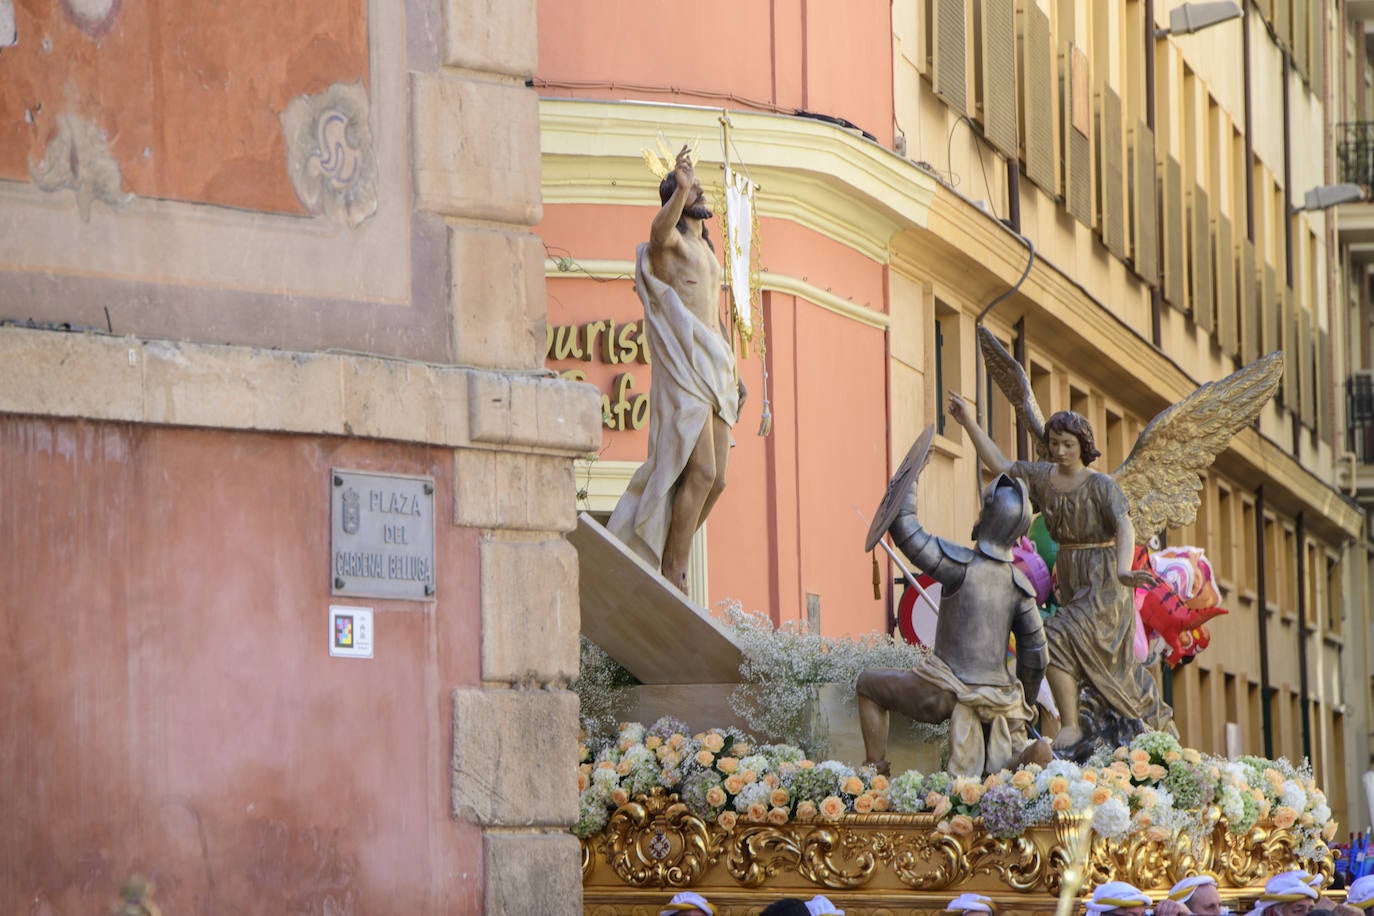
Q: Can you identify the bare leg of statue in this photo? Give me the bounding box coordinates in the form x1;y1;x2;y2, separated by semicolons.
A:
1047;665;1081;750
661;417;725;593
856;669;957;775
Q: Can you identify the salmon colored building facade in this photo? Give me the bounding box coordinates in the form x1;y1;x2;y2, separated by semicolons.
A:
538;0;900;634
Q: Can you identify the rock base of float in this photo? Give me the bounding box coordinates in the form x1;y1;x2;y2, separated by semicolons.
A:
580;791;1332;916
570;512;744;685
624;683;946;776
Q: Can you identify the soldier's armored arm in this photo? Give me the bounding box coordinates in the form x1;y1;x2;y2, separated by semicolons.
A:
889;511;969;591
1011;592;1048;705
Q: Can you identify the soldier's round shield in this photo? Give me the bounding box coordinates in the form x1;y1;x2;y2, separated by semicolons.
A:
864;423;935;553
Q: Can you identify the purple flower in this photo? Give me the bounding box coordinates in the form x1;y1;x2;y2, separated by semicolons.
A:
979;785;1030;839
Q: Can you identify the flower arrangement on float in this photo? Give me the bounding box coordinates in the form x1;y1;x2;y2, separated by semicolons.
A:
576;718;1336;862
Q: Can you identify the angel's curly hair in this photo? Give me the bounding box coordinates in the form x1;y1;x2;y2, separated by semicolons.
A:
1044;410;1101;465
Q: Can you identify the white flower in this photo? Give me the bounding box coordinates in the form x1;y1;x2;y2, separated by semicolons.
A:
733;781;773;812
1280;779;1308;812
738;754;772;777
1092;797;1132;837
618;723;646;746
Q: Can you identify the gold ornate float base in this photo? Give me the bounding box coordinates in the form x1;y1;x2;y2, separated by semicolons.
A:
581;792;1332;916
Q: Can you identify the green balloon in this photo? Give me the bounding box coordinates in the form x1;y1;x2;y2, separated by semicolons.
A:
1028;515;1058;572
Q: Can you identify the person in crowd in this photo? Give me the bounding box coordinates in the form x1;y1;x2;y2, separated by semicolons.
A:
658;890;716;916
1155;874;1224;916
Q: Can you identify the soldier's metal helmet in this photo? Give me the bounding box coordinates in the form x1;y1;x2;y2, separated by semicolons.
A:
972;474;1032;561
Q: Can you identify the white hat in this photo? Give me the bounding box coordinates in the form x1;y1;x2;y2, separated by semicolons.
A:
1248;872;1319;916
947;894;996;914
807;895;846;916
1085;881;1152;916
1347;875;1374;909
1168;875;1219;903
660;891;717;915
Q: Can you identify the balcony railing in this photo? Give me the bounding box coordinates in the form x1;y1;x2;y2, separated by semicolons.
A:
1337;122;1374;188
1347;372;1374;462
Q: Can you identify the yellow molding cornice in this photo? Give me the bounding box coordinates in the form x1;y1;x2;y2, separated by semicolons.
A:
539;98;938;264
545;258;890;330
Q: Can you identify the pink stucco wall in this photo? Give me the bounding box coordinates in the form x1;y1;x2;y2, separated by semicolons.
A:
2;417;481;914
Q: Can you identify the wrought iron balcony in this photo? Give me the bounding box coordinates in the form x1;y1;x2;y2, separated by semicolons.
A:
1338;122;1374;189
1347;372;1374;462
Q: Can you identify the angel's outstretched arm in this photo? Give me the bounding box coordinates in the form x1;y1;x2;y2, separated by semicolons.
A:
1114;511;1155;589
948;392;1013;475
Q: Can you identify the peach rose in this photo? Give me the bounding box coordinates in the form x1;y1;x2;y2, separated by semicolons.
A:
716;756;739;775
1181;747;1202;764
1082;770;1098;784
1272;806;1298;829
936;819;953;835
1091;786;1112;806
1130;761;1151;780
798;760;816;769
747;802;768;823
1265;768;1284;789
580;763;593;776
1113;747;1128;762
702;733;725;753
1048;776;1069;795
1323;821;1338;841
764;773;780;789
706;786;727;808
741;770;757;785
597;760;615;770
578;773;590;792
767;806;790;826
724;775;745;795
717;810;738;830
1012;770;1035;791
668;734;685;750
843;776;866;796
819;795;846;820
734;743;753;756
796;800;818;819
616;759;633;776
611;788;630;807
1300;813;1315;828
770;788;791;808
1147;764;1167;781
930;795;953;819
1052;793;1072;812
1146;826;1170;842
1129;748;1150;765
644;736;662;751
871;775;890;792
1134;812;1152;828
959;782;983;806
696;750;716;767
1164;750;1181;764
949;814;975;837
872;794;891;812
853;793;875;814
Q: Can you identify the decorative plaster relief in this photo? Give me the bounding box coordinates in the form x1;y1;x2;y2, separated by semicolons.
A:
29;113;133;221
281;81;378;228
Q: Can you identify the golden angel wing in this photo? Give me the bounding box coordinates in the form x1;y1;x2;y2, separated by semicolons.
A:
1113;351;1284;543
977;325;1048;460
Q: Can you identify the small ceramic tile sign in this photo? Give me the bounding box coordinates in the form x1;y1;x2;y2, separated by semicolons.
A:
329;605;373;659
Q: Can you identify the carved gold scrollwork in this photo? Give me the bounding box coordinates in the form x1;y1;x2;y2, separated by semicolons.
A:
873;827;969;889
603;791;720;888
725;824;802;886
797;827;877;889
1085;831;1172;889
1217;825;1267;886
967;833;1048;892
581;835;595;879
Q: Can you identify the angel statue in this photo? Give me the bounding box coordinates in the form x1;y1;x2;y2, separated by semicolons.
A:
952;327;1283;753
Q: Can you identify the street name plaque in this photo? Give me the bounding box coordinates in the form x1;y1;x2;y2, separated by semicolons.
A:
330;469;436;600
